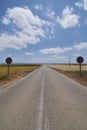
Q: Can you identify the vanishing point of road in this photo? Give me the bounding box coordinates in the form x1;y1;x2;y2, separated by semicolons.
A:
0;66;87;130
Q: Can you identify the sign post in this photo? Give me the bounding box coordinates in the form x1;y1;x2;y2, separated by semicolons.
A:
76;56;84;76
69;57;71;67
5;57;12;79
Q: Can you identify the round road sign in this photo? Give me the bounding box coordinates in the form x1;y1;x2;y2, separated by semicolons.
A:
76;56;84;64
6;57;12;65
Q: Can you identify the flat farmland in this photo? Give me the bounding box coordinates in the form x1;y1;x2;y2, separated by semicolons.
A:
49;64;87;71
0;64;40;87
49;64;87;86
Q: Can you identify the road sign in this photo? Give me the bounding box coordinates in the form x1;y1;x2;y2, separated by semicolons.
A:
77;56;84;64
6;57;12;65
76;56;84;76
5;57;12;78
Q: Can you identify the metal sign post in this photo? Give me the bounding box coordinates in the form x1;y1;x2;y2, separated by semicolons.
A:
76;56;84;76
5;57;12;79
69;57;71;67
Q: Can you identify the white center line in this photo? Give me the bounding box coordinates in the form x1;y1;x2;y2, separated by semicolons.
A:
37;77;44;130
45;113;50;130
37;77;50;130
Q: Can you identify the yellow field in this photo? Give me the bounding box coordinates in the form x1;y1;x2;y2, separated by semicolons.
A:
49;64;87;71
0;65;40;77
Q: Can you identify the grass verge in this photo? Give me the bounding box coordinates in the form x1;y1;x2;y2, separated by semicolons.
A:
0;64;41;88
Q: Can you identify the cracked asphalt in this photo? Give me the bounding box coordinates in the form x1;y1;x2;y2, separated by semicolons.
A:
0;66;87;130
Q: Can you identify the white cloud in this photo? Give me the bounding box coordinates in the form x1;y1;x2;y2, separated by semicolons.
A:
1;6;53;50
51;55;69;63
0;32;40;51
40;47;72;54
75;0;87;10
31;55;68;63
84;0;87;10
0;33;23;50
73;53;81;57
75;42;87;50
75;1;83;9
25;52;34;56
57;7;80;29
46;8;56;19
35;4;43;10
2;17;11;25
2;7;43;27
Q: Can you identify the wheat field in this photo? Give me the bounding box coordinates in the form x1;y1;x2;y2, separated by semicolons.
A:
49;64;87;71
0;65;40;77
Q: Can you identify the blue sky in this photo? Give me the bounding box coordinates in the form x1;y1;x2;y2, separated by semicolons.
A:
0;0;87;63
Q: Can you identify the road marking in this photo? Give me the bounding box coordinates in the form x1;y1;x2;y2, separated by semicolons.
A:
37;77;44;130
37;77;50;130
45;113;50;130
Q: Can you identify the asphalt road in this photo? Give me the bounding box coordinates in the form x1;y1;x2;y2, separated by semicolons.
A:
0;66;87;130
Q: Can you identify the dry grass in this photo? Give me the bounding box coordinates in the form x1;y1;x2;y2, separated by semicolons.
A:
0;64;41;87
0;65;39;76
49;64;87;71
0;65;38;76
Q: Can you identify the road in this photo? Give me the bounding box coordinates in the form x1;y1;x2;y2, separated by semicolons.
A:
0;66;87;130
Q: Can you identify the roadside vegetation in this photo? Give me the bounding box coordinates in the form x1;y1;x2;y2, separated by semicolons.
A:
0;64;41;87
49;64;87;86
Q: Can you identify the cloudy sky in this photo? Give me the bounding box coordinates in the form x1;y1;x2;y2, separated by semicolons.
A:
0;0;87;63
